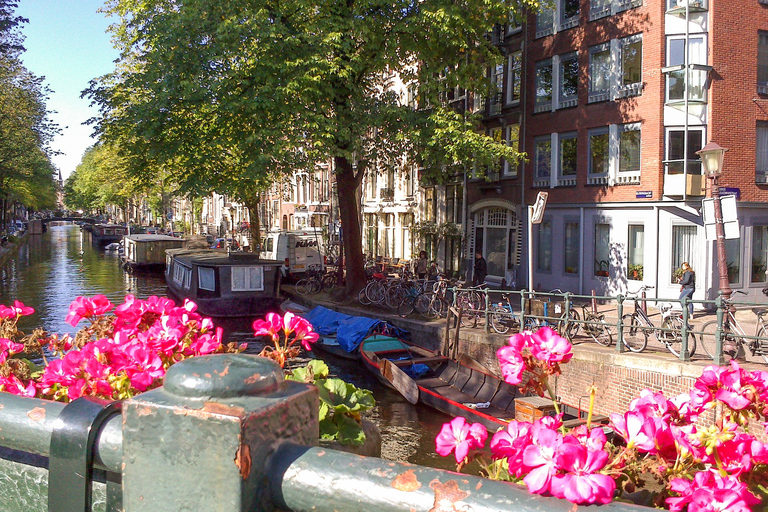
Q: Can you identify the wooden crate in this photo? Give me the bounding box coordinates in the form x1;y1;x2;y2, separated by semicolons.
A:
514;396;558;423
524;298;564;319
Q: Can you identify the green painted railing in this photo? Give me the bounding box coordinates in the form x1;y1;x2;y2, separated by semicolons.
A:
0;353;653;511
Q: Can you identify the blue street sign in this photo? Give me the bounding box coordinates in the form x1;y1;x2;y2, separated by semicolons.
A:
636;191;653;199
719;187;740;200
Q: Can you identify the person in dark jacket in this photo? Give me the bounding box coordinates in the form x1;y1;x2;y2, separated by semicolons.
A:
473;251;487;286
678;262;695;317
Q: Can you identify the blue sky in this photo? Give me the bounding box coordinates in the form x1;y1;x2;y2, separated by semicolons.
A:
16;0;119;180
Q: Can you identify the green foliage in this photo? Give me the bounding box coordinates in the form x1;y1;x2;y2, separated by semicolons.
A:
287;359;375;446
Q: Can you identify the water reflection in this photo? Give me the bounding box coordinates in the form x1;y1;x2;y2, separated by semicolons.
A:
1;226;454;469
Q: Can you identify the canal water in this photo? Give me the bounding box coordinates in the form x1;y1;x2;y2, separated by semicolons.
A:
1;225;455;470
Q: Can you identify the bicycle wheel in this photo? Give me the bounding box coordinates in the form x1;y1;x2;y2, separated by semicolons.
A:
295;278;310;295
366;281;386;304
558;309;580;341
397;296;415;317
621;313;647;352
699;321;719;359
358;286;372;306
523;316;540;333
385;285;406;309
490;306;511;335
308;278;322;294
662;317;696;358
321;274;338;293
589;318;613;347
427;294;446;319
758;326;768;363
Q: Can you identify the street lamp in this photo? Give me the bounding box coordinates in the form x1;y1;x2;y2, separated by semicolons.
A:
696;142;731;302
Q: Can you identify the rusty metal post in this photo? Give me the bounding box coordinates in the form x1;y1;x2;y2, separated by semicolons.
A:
121;354;318;512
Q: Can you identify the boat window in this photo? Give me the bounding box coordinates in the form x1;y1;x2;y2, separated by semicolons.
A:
173;262;192;289
231;266;264;292
199;267;216;291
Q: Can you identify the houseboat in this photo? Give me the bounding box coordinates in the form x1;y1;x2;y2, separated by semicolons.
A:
165;248;284;318
122;234;186;272
90;224;128;246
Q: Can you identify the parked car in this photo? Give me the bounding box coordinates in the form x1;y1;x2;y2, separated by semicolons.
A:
211;238;227;249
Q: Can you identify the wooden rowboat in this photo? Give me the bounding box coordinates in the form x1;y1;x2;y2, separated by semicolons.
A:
359;334;519;430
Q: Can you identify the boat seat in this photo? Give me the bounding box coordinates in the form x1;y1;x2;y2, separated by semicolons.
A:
474;379;502;403
451;363;472;390
392;356;449;367
415;377;452;390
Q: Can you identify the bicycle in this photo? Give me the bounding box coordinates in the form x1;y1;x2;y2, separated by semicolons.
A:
698;291;768;363
489;293;522;335
295;265;323;295
548;289;580;341
621;285;696;358
523;289;579;340
579;303;613;347
453;283;487;328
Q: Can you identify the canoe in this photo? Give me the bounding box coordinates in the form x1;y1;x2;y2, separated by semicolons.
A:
359;334;518;430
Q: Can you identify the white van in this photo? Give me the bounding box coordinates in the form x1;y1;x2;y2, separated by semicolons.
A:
261;229;325;277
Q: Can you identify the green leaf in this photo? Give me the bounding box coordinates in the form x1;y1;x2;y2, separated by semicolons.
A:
332;413;366;446
316;377;375;414
286;359;330;383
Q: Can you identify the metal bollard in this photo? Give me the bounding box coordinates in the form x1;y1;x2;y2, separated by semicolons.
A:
121;354;319;512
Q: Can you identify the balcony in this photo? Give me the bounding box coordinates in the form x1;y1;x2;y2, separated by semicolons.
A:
663;173;706;197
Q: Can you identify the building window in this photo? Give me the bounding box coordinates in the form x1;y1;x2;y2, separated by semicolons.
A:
588;43;610;103
535;59;553;113
590;0;611;19
758;123;768;183
503;124;520;177
534;136;552;184
558;132;578;184
559;52;579;108
666;0;707;8
619;124;641;174
725;238;741;285
665;128;704;175
588;128;610;180
666;35;707;102
561;0;579;29
507;51;522;104
620;34;642;96
424;187;435;222
594;223;610;277
536;7;554;38
564;222;579;274
490;63;504;115
400;212;414;260
671;225;697;284
538;221;552;271
366;213;377;257
628;225;644;281
231;266;264;292
383;213;395;258
753;226;768;283
474;207;519;279
445;184;463;224
760;32;768;95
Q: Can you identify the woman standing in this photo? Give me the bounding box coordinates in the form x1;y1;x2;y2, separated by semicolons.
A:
415;251;428;279
678;262;695;317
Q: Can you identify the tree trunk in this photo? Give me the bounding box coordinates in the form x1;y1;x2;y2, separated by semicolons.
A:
243;195;261;254
335;156;366;295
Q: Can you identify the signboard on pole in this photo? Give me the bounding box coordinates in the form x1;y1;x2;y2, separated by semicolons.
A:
531;192;548;224
702;195;739;242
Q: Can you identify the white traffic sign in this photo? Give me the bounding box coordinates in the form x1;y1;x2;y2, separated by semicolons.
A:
702;195;739;241
531;191;548;224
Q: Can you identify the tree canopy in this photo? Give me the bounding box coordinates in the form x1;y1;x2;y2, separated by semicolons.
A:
88;0;536;292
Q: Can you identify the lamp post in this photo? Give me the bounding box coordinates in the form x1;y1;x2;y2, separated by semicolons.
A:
696;142;731;302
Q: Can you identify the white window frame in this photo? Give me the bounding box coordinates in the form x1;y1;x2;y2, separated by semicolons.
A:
533;136;552;187
558;132;578;186
617;122;641;183
503;124;520;177
534;59;553;113
198;267;216;291
587;127;610;184
231;266;265;292
559;52;579;108
588;43;611;103
507;51;522;105
665;34;707;103
664;126;705;176
619;34;643;98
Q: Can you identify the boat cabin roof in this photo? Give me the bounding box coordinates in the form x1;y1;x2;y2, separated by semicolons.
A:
125;234;181;242
166;248;283;267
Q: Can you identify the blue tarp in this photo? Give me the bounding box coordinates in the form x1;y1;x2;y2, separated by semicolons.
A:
303;306;408;353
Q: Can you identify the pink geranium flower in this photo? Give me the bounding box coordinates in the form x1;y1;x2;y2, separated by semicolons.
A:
550;442;615;504
528;327;573;365
716;363;754;411
497;345;526;385
435;416;487;463
667;471;760;512
610;410;657;452
522;425;562;495
65;295;113;326
253;312;283;342
490;420;533;477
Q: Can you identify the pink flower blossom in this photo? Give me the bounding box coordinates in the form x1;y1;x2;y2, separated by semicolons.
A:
435;416;487;463
497;345;525;385
490;420;533;477
609;410;657;452
667;471;760;512
522;425;562;495
65;295;113;326
550;442;615;504
716;363;754;411
253;312;283;342
528;327;573;365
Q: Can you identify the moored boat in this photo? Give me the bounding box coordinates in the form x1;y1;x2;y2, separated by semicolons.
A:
90;224;128;246
165;248;283;318
123;234;186;272
359;334;518;429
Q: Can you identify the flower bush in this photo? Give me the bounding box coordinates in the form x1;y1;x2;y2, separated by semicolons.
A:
436;327;768;510
0;295;245;401
252;311;319;367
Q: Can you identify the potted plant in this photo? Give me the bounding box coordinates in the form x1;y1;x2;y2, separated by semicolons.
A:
628;263;643;281
594;259;610;277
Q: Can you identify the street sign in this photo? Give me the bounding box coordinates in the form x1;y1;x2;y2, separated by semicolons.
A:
718;187;741;200
636;191;653;199
531;192;548;224
702;195;739;241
